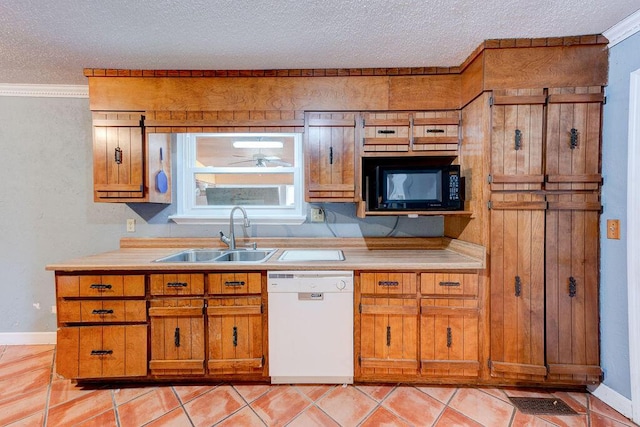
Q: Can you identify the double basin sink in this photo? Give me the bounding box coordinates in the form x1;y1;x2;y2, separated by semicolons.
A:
154;248;277;263
153;248;346;264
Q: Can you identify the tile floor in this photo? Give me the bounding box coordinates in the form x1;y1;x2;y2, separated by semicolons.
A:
0;345;637;426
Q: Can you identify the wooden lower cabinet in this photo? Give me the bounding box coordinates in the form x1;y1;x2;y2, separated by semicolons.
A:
148;298;205;375
57;325;147;379
207;296;264;375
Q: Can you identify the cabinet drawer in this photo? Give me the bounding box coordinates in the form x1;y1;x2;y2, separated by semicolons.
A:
56;325;147;379
363;112;411;152
412;111;460;152
149;273;204;296
208;272;262;295
360;272;417;295
58;300;146;323
57;275;145;298
420;273;478;298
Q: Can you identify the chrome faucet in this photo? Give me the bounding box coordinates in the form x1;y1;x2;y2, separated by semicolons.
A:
219;206;250;250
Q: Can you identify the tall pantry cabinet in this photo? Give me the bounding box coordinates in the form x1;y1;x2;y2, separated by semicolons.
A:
487;87;603;384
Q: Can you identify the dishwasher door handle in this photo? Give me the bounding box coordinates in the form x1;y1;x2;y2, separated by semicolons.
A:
298;292;324;301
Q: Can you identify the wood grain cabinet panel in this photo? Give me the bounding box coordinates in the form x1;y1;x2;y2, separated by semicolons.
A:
359;297;419;377
148;298;205;375
420;299;480;377
362;112;411;153
57;274;145;298
305;112;357;201
360;272;417;296
545;87;603;191
545;194;602;383
206;296;264;375
489;193;547;379
149;273;205;296
57;300;146;323
412;111;460;154
490;89;545;191
420;272;478;298
208;272;261;295
56;325;147;379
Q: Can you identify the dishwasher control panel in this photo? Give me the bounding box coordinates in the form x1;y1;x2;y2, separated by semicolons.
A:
267;271;354;293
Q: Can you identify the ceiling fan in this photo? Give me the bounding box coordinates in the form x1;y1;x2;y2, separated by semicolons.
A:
230;151;292;167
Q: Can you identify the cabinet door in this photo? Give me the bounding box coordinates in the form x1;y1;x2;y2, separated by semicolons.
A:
546;194;602;383
305;112;357;201
489;193;547;379
420;299;480;377
412;111;460;154
56;325;147;379
93;111;145;201
207;297;264;375
149;299;205;375
362;112;411;152
490;89;545;191
359;297;419;377
546;87;603;191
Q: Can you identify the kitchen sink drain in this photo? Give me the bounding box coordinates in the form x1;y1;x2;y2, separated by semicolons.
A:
509;397;578;415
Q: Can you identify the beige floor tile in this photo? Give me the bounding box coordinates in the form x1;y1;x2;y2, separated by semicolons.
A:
435;407;484;427
316;385;377;426
287;405;341;427
216;405;267;427
251;386;311;427
0;386;48;426
360;406;412;427
448;387;514;427
382;386;445;426
183;385;246;427
46;389;114;426
144;407;194;427
117;386;180;427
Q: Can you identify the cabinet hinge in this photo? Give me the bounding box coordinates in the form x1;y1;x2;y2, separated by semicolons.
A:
487;174;493;184
487;200;492;210
489;96;494;106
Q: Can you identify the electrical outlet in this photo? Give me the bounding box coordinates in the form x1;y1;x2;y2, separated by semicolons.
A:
310;207;325;223
607;219;620;239
51;305;57;314
126;218;136;232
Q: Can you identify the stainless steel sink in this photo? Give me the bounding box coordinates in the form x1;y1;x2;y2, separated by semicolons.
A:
211;249;276;263
153;248;276;263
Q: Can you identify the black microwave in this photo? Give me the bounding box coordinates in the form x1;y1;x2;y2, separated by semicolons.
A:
369;164;463;211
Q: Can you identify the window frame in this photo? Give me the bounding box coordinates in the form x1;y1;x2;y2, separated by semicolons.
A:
169;132;306;224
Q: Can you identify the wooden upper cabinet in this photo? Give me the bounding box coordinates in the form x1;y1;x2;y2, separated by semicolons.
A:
362;112;411;152
489;193;547;380
93;112;145;201
412;111;460;155
490;89;545;191
546;87;603;191
305;112;357;202
93;111;171;203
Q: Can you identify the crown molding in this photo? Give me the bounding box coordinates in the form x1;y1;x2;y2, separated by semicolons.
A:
0;84;88;98
604;9;640;48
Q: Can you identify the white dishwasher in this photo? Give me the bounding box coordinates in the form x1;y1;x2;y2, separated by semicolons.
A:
267;271;354;384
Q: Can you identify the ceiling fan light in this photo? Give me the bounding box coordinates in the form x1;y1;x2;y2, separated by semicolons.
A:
232;140;283;149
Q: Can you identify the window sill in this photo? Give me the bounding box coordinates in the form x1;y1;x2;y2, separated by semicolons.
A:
169;215;307;225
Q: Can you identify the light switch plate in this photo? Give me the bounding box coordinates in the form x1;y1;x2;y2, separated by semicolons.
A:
607;219;620;239
126;218;136;233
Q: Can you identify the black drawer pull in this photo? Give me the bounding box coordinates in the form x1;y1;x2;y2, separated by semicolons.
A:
439;281;461;287
90;350;113;356
224;281;245;287
426;129;445;133
377;129;396;134
378;281;399;287
167;282;188;288
91;309;114;315
89;284;112;290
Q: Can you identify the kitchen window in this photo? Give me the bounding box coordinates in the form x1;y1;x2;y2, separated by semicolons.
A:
170;133;305;224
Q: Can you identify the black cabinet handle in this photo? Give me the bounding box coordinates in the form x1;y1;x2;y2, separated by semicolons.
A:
515;276;522;297
377;129;396;135
224;281;245;287
569;277;577;298
233;326;238;347
514;129;522;150
90;350;113;356
446;327;452;348
570;128;579;149
378;281;399;287
114;147;123;164
174;327;180;347
329;146;334;165
167;282;188;288
386;326;391;347
426;129;445;133
439;281;461;287
89;284;112;291
91;309;114;315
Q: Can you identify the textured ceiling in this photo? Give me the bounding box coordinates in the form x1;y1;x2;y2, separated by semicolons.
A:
1;0;638;85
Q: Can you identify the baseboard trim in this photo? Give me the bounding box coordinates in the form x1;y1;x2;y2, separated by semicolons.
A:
589;383;634;420
0;332;57;345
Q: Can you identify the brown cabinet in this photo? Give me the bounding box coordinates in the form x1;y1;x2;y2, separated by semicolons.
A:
92;112;171;203
55;274;147;379
305;112;358;201
420;273;480;378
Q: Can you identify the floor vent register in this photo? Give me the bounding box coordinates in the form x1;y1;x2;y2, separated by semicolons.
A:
508;397;578;415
